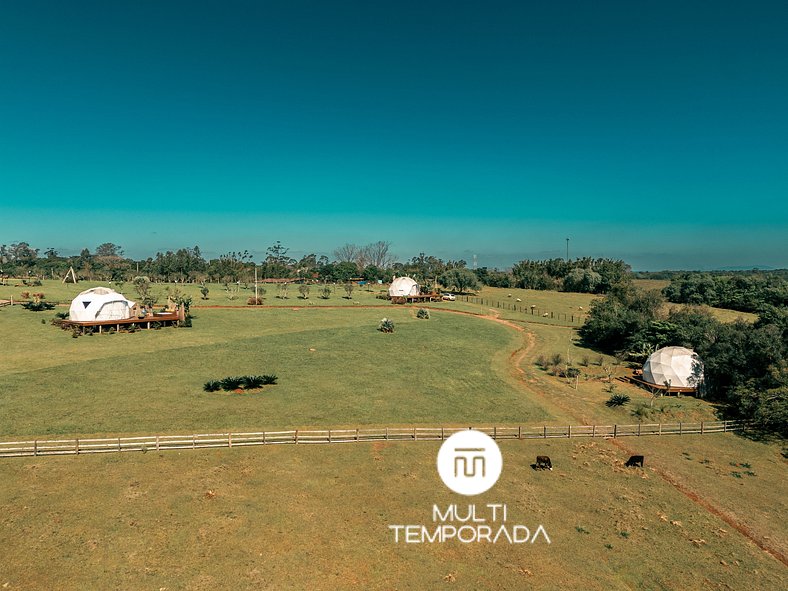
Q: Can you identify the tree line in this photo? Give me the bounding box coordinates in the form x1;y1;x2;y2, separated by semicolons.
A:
0;241;631;294
579;284;788;436
661;272;788;312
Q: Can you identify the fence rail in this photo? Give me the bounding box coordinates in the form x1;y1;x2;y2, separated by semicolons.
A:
460;296;585;323
0;420;746;458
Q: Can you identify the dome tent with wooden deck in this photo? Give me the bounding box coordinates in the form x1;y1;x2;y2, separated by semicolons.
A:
630;346;705;396
59;286;185;335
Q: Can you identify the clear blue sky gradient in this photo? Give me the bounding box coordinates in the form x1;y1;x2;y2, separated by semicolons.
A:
1;1;786;270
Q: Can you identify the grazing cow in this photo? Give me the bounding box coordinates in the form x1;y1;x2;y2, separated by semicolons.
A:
625;455;644;468
536;455;553;471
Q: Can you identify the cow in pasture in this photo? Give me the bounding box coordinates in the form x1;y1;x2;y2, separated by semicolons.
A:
536;455;553;470
625;455;644;468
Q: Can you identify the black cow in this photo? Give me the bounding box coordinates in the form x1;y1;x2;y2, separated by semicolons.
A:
625;455;644;468
536;455;553;471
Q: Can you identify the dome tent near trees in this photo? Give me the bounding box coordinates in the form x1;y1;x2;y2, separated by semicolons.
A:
640;347;704;395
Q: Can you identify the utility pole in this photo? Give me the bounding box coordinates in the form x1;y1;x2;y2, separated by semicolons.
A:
566;237;570;262
255;266;258;301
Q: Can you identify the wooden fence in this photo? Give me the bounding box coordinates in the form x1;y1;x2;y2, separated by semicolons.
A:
0;420;746;458
460;296;585;323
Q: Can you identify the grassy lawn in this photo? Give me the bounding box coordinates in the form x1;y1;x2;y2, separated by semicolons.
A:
2;286;784;590
0;439;785;590
0;305;550;436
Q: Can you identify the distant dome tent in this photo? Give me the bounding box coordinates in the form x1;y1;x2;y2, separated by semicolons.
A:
69;287;136;322
642;346;704;392
388;276;420;298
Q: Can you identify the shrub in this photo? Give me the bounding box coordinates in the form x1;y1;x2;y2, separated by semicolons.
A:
21;300;56;311
203;380;222;392
247;296;264;305
261;374;278;385
606;394;631;407
128;323;138;333
320;286;332;299
535;354;548;368
550;353;563;366
631;404;650;419
580;355;590;367
54;311;68;319
220;376;244;391
199;285;210;300
241;375;265;389
378;318;395;333
298;284;310;299
416;308;430;319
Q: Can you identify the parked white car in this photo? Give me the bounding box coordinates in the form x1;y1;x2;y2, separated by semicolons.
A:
441;293;456;301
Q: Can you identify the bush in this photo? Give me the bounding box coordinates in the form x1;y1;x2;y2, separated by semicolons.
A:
247;296;264;305
220;376;244;391
54;311;68;319
21;300;56;312
241;375;265;389
378;318;395;333
128;323;138;333
606;394;631;407
320;286;332;299
298;284;310;299
535;354;548;368
416;308;430;319
204;374;278;392
550;353;563;366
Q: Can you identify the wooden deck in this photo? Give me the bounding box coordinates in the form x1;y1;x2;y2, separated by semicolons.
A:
58;311;183;334
628;375;699;395
389;293;442;304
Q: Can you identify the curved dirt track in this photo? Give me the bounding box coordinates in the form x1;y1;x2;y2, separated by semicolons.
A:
473;308;788;569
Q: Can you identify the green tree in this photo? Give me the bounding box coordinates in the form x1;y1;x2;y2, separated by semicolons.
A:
438;268;480;294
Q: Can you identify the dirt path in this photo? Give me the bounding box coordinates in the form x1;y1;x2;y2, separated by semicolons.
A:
607;436;788;567
432;306;788;568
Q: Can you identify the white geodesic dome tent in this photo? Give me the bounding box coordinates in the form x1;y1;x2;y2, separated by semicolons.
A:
388;276;420;297
642;346;704;389
69;287;136;322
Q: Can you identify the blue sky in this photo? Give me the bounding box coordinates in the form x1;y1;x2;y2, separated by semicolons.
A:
1;1;786;270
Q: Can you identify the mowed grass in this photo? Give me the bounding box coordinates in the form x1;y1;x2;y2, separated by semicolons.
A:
0;306;550;436
0;279;394;308
0;439;785;590
2;292;786;589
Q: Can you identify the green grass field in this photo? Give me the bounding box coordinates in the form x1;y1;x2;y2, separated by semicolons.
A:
0;305;548;436
1;284;784;589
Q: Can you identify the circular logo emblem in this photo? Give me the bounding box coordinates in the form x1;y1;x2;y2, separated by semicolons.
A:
437;430;502;496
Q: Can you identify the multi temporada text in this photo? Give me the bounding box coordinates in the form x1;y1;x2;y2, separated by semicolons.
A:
389;504;551;544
